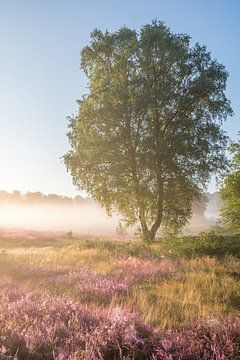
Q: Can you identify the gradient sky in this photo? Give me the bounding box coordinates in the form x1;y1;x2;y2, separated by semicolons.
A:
0;0;239;196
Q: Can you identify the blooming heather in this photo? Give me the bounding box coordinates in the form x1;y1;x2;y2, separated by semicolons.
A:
1;277;240;359
0;279;153;359
15;258;178;301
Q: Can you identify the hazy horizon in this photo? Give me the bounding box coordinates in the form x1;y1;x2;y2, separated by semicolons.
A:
0;191;219;235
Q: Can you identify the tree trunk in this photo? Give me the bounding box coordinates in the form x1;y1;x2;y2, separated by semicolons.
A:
139;209;151;242
149;209;163;241
139;207;163;242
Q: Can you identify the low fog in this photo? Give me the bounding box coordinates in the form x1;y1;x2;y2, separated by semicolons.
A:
0;202;120;235
0;194;220;236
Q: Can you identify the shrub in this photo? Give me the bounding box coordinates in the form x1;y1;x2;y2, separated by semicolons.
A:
161;232;240;258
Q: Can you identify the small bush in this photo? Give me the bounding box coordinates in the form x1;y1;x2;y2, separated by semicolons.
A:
161;232;240;258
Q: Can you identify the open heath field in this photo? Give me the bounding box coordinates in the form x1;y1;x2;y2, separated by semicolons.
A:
0;230;240;359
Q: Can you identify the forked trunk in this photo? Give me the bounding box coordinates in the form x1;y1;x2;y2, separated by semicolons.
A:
141;227;157;242
139;209;163;242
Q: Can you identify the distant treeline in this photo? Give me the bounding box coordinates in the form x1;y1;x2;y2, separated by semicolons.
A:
0;190;93;205
0;190;220;218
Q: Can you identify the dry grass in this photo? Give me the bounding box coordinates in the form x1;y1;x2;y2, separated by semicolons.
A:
126;256;240;329
1;233;240;331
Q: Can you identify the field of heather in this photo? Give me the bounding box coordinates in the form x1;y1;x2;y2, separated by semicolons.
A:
1;230;240;359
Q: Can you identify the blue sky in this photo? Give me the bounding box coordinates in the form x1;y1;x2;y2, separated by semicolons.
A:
0;0;239;196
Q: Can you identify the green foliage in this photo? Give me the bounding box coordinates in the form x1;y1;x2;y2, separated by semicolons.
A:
3;231;240;261
62;232;240;260
161;232;240;258
220;138;240;233
64;20;232;241
74;237;155;258
64;233;240;260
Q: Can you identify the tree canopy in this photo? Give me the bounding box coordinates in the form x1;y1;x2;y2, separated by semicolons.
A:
220;138;240;233
64;20;233;241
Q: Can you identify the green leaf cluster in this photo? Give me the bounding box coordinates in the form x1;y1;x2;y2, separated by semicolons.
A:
221;139;240;232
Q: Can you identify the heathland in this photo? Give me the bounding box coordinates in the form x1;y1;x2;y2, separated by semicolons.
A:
1;229;240;359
